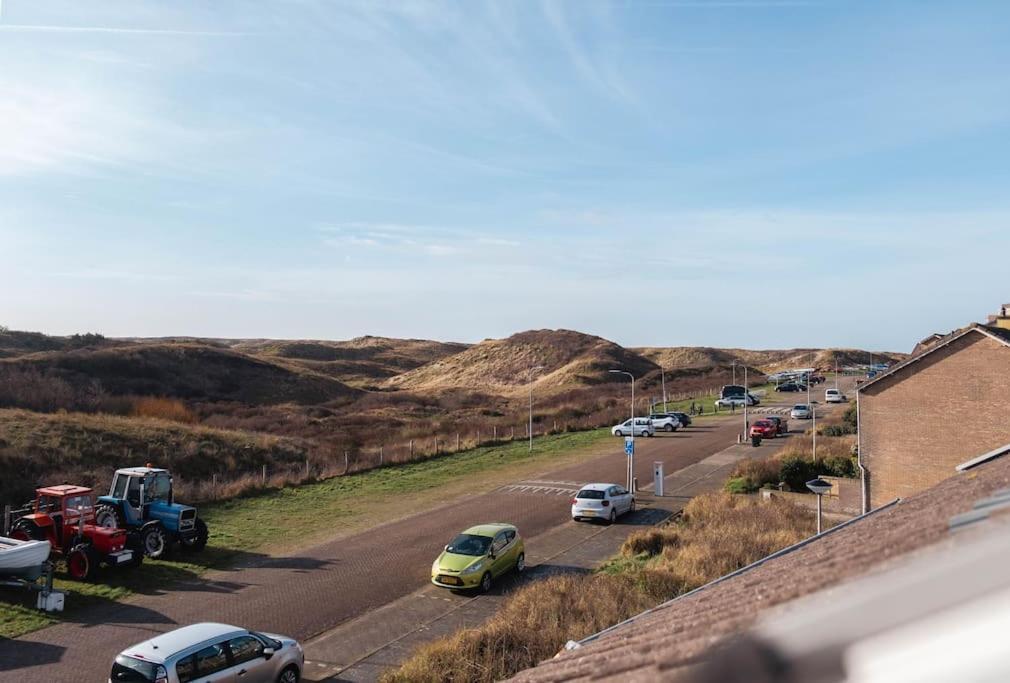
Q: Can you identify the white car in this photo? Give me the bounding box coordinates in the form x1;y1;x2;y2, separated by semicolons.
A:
791;404;813;419
571;483;635;523
649;414;681;432
612;418;654;437
715;393;759;409
110;623;304;683
825;389;847;403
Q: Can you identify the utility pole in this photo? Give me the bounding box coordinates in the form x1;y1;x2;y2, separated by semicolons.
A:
609;369;636;492
661;366;668;411
743;364;749;436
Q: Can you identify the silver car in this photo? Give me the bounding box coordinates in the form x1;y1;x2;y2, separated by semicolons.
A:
109;622;303;683
790;404;813;419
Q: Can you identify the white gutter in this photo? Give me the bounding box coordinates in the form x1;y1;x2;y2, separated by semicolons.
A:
857;390;867;514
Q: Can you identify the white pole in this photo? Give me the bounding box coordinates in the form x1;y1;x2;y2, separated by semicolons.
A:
743;365;749;437
661;367;667;410
816;492;823;534
812;404;817;461
529;370;534;452
630;375;635;492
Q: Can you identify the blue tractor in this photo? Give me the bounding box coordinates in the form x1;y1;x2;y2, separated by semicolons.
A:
94;466;208;559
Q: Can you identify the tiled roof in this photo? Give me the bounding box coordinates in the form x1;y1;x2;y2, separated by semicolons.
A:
857;324;1010;393
510;455;1010;683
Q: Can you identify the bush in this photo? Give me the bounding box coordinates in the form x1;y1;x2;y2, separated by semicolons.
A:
842;403;857;430
729;457;780;491
820;424;855;437
129;397;197;424
779;456;818;491
724;476;756;494
821;455;858;478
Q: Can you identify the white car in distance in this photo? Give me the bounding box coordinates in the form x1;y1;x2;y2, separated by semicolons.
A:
791;404;813;419
649;414;681;432
825;388;847;403
611;418;654;437
715;393;759;409
571;483;635;524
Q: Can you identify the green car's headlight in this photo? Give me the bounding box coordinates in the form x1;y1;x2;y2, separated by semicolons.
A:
432;558;441;573
464;559;485;575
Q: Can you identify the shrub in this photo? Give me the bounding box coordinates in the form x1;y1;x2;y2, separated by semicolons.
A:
820;424;855;437
729;457;780;491
821;455;858;478
842;403;857;430
724;476;756;494
129;396;197;424
779;456;817;491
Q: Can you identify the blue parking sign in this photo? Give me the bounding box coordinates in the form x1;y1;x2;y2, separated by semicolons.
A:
624;437;634;456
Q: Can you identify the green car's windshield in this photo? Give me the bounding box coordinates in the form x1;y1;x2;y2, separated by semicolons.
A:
446;534;491;556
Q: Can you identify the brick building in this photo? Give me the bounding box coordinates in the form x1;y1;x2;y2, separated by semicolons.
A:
857;323;1010;511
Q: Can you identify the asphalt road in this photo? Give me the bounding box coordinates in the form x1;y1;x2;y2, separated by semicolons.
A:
0;387;838;682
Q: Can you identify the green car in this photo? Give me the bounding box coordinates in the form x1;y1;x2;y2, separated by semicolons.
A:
431;523;526;592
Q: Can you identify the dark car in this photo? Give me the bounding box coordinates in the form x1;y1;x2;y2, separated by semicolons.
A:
775;382;805;392
668;411;692;427
764;415;789;434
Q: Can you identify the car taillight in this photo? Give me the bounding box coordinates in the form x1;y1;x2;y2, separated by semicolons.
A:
154;665;168;683
602;500;610;507
570;498;577;505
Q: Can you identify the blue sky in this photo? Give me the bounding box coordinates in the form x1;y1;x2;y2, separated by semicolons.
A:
2;0;1009;351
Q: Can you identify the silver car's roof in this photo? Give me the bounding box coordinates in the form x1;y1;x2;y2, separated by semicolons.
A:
579;483;619;491
120;623;245;664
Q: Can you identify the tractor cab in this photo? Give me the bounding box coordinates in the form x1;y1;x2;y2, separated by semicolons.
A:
104;467;175;526
95;466;206;558
10;484;136;579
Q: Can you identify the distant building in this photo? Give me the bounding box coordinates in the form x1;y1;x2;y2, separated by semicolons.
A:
911;332;944;355
988;302;1010;330
856;323;1010;511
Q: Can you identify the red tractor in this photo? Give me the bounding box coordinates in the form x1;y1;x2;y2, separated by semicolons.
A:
9;484;142;581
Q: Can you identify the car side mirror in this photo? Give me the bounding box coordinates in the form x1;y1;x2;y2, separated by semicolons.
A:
263;647;275;660
445;545;450;552
488;551;496;560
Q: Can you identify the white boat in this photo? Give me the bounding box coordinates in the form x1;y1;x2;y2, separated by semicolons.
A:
0;536;51;581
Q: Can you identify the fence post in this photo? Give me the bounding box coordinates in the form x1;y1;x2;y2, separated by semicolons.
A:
379;446;383;465
553;420;557;432
261;464;266;484
212;474;217;494
510;426;515;440
305;459;310;478
456;433;460;451
493;426;497;441
409;439;414;458
344;450;349;474
477;430;480;445
435;437;439;453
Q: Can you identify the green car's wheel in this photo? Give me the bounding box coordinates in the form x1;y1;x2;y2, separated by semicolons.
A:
515;552;525;574
480;572;492;593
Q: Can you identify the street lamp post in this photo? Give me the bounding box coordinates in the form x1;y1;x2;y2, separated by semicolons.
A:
806;477;832;534
812;402;817;461
661;367;667;412
609;369;635;492
743;364;749;437
528;365;545;452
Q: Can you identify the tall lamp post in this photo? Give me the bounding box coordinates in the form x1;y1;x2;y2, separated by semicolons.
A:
743;364;749;437
661;366;668;412
528;365;545;452
806;477;832;534
609;369;635;492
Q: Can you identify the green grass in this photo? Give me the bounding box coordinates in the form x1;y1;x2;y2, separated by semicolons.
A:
0;428;612;638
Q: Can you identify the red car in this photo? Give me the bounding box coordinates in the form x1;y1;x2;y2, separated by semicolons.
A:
749;420;778;439
763;415;789;435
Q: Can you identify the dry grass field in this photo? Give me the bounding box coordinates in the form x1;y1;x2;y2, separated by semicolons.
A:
0;326;899;507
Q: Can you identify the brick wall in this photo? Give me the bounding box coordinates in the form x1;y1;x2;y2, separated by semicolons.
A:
859;331;1010;509
761;475;861;516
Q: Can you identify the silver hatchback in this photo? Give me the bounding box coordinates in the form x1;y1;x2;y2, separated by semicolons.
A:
109;622;303;683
